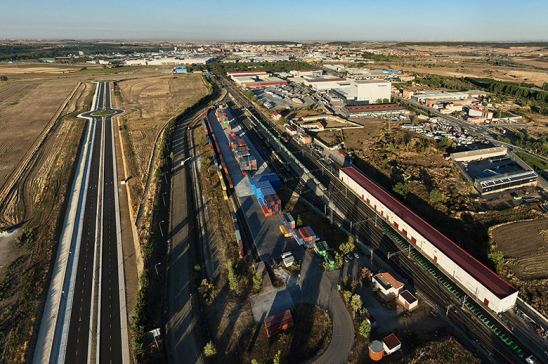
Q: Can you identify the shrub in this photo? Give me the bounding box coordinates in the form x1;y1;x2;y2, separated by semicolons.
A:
358;319;371;339
204;341;216;357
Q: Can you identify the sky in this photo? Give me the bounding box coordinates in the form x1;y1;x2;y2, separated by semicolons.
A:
1;0;547;41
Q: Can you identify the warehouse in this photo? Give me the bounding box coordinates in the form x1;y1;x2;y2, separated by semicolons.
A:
451;147;538;195
345;103;409;117
339;166;518;313
335;80;392;104
411;91;470;103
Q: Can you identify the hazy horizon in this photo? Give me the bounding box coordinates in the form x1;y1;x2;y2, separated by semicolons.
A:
1;0;547;42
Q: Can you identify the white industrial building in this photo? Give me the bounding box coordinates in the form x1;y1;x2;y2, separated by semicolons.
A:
340;166;518;313
411;91;470;103
336;80;392;104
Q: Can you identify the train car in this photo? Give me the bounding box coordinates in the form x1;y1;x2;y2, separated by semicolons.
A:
339;166;518;314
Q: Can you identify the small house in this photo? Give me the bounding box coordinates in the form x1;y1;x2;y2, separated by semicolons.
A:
372;272;404;300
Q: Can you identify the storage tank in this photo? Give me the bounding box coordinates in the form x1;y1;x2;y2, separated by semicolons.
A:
368;340;384;361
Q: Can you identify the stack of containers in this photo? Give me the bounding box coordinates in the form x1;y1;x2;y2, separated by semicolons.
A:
293;226;318;247
215;105;234;129
279;212;295;237
251;173;282;191
250;176;282;217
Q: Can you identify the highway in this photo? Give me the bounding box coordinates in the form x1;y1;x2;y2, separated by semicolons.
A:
56;81;128;363
214;70;548;363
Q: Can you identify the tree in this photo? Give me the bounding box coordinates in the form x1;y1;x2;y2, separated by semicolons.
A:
252;271;263;292
339;235;356;255
227;260;239;291
203;341;216;357
0;75;7;81
296;214;303;227
273;350;282;364
429;188;445;204
350;294;363;317
358;319;371;339
341;290;352;304
392;182;408;199
488;249;505;272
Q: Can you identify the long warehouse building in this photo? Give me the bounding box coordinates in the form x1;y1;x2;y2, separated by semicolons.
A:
339;166;518;313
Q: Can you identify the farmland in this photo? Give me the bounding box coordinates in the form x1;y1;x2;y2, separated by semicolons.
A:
491;218;548;315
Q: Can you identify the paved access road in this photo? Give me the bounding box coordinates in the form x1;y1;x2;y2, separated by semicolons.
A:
165;117;203;364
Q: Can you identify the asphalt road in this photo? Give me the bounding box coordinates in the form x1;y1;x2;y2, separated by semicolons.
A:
100;111;123;362
165;118;203;364
65;82;104;363
65;81;125;363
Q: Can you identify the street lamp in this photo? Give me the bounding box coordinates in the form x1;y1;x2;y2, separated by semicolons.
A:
154;262;161;278
159;220;165;238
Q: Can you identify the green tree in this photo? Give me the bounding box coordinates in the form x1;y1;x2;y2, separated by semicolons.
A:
273;350;282;364
252;271;263;292
358;319;371;339
393;182;408;199
227;260;239;291
429;188;445;204
0;75;8;81
341;290;352;304
204;341;217;357
488;249;505;272
339;235;356;255
350;294;363;317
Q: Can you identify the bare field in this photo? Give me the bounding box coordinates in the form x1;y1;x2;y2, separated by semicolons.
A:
0;78;76;188
113;73;209;212
386;63;548;85
492;219;548;280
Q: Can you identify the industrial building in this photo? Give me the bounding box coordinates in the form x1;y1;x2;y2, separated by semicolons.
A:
345;103;408;118
335;80;392;104
451;147;538;195
411;91;470;103
227;71;287;88
340;166;518;313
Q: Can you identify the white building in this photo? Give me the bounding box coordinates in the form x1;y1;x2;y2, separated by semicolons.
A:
341;80;392;103
372;272;404;300
397;290;418;311
340;166;518;313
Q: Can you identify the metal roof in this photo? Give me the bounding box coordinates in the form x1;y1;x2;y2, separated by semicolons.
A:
341;166;517;299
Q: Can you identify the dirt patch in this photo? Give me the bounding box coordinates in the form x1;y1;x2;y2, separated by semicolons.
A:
238;303;332;364
402;335;480;364
287;304;331;364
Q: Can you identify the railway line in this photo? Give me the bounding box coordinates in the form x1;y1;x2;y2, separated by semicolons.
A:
214;71;547;363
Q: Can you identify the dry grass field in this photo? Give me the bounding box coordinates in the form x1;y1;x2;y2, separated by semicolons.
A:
0;77;76;189
113;73;209;213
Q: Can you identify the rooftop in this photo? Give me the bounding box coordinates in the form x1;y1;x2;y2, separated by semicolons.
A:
341;166;517;299
383;333;401;350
